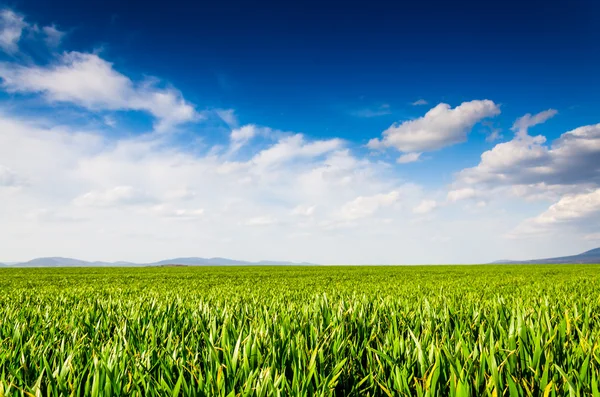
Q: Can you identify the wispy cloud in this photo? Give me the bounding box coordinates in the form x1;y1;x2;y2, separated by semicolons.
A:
413;199;437;214
512;109;558;136
396;152;421;164
0;8;66;53
0;9;27;53
351;104;391;118
42;24;65;47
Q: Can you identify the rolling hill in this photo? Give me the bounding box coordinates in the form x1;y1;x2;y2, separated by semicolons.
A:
2;257;317;267
493;247;600;264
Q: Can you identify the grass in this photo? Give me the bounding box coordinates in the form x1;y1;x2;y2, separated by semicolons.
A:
1;265;600;396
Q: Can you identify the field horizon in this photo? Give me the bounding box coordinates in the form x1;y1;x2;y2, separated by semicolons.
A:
3;245;600;267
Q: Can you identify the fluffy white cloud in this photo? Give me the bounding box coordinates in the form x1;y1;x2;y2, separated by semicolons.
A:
368;100;500;153
0;111;448;263
0;9;27;53
413;199;437;214
454;122;600;192
0;52;198;131
511;189;600;237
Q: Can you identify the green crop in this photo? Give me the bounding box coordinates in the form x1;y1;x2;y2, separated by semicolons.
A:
1;265;600;396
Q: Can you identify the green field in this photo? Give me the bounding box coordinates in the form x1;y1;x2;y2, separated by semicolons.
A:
1;265;600;396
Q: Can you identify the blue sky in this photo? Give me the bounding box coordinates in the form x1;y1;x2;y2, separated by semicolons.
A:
0;0;599;263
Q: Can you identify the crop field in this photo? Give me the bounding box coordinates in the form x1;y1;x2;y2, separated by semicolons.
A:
1;265;600;396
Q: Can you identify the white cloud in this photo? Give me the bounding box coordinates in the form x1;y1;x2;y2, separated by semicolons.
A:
250;134;344;168
0;111;448;263
413;199;437;214
229;124;269;153
352;104;391;118
0;52;199;131
485;128;502;142
368;100;500;153
216;109;237;127
411;99;428;106
454;122;600;194
0;9;27;54
339;191;399;221
512;109;558;136
0;9;67;53
481;121;502;142
73;186;152;207
103;115;117;128
396;152;421;164
450;111;599;206
511;189;600;237
42;25;65;47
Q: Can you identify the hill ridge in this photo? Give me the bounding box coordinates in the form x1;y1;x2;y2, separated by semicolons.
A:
493;247;600;264
2;257;318;267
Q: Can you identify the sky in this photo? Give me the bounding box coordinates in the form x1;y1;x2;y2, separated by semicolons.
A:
0;0;599;264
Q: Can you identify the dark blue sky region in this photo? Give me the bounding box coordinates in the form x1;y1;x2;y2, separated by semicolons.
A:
15;0;599;140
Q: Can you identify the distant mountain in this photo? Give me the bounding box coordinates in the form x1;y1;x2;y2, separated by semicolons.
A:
149;257;251;266
6;256;317;267
149;257;318;266
17;257;92;267
493;247;600;264
14;257;139;267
